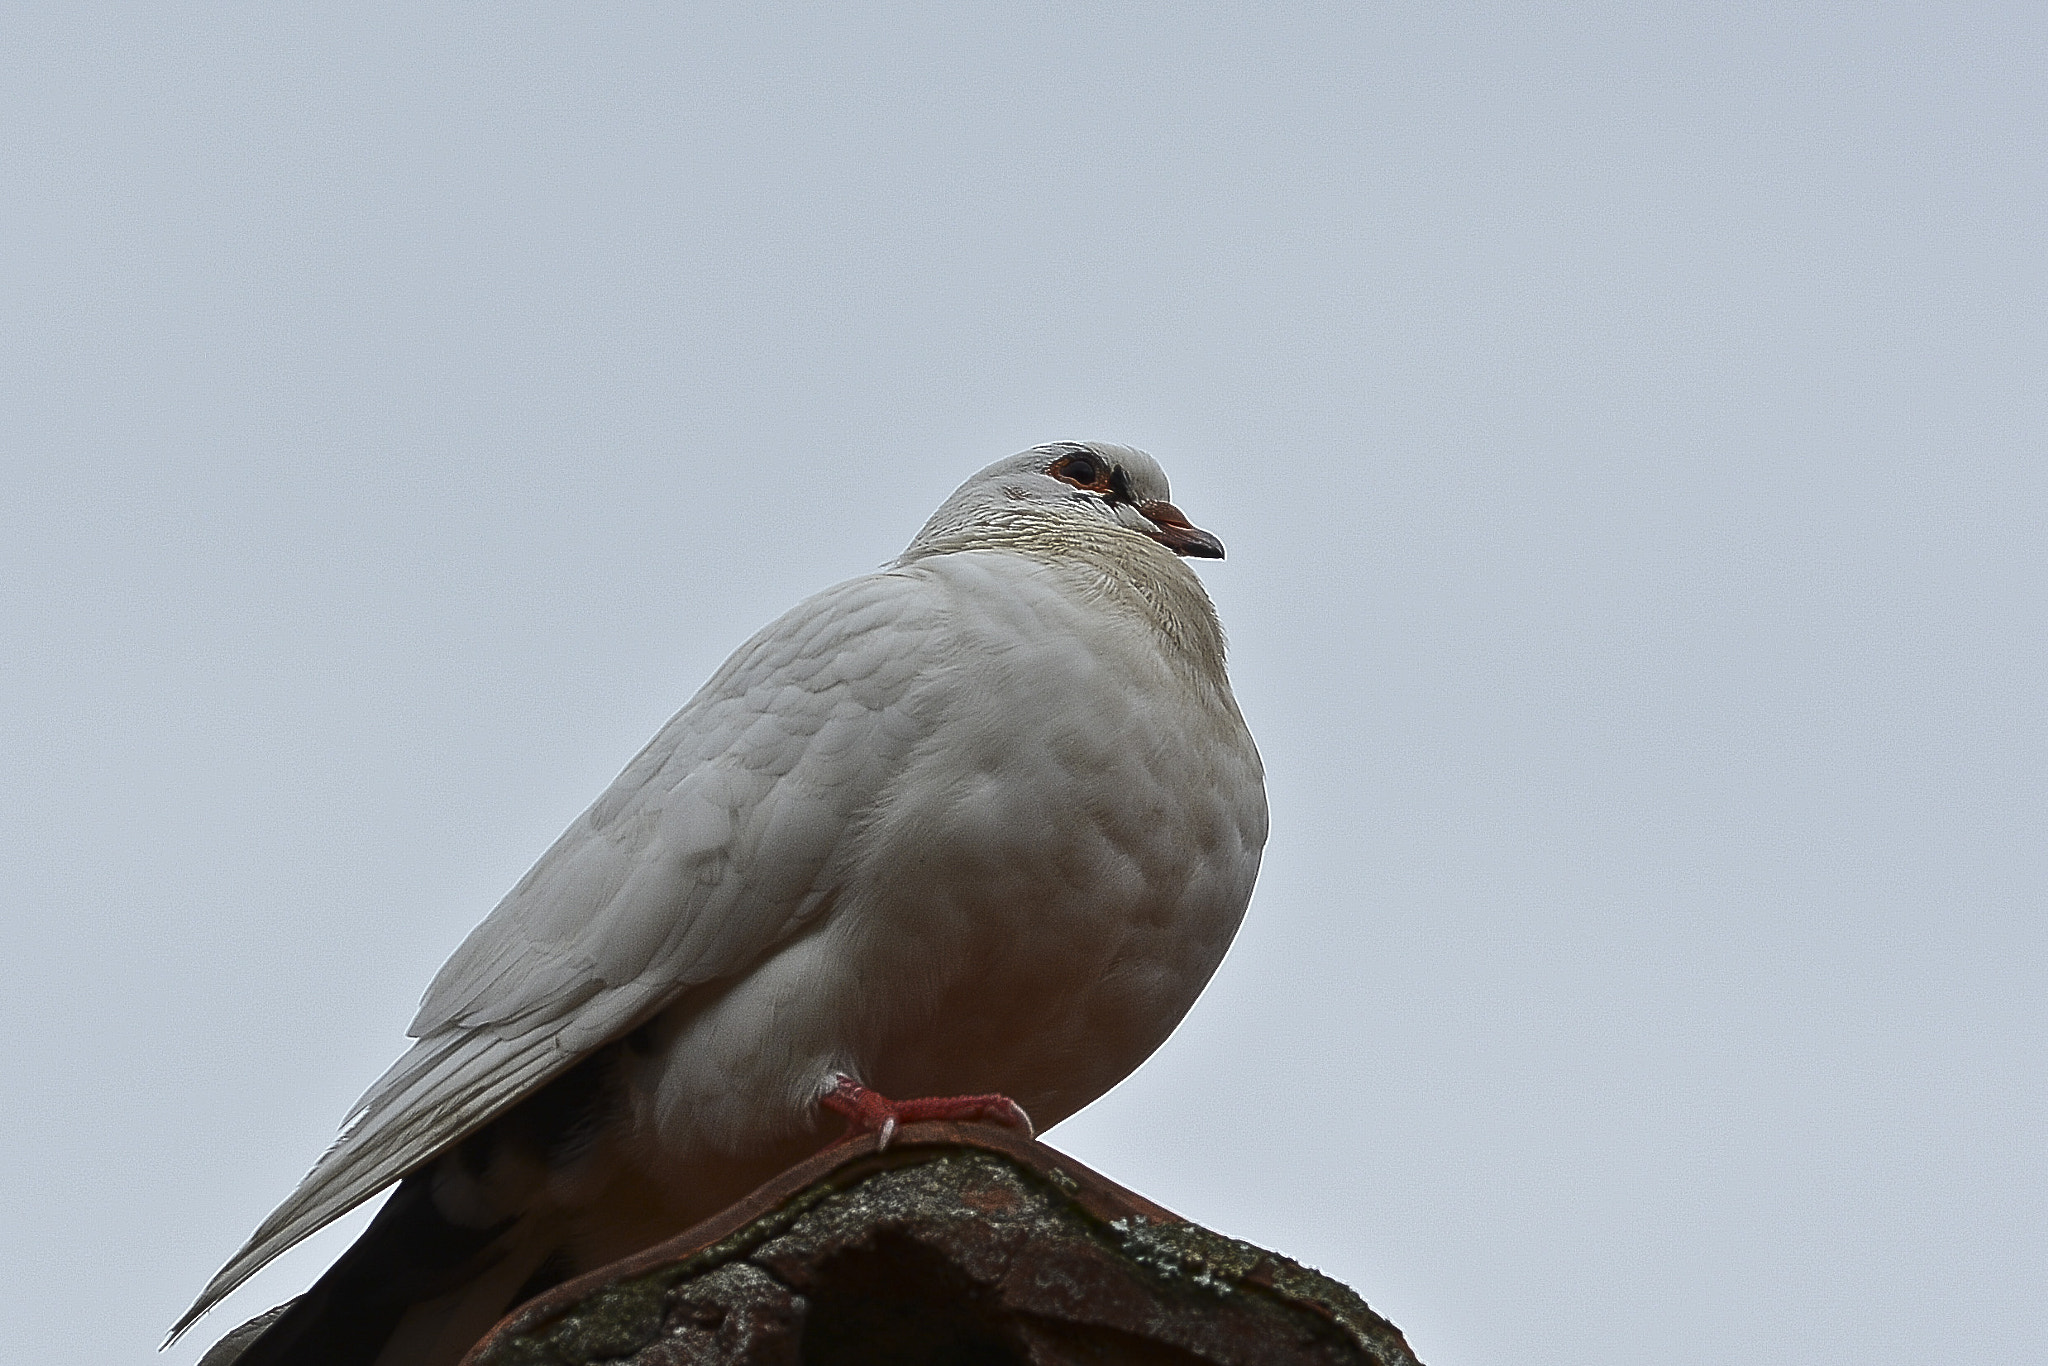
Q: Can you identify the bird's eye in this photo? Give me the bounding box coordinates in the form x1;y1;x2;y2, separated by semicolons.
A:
1053;454;1103;488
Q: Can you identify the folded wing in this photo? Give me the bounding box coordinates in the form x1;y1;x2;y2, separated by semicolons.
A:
174;569;948;1338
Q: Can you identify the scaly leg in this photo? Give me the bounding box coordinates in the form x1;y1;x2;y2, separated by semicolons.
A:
820;1075;1035;1151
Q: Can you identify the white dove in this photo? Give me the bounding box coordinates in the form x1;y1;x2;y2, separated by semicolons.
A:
176;442;1268;1366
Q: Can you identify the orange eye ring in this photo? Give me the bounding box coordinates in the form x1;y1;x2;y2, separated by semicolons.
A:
1049;452;1112;492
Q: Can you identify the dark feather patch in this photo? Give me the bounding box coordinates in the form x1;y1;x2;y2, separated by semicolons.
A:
223;1173;507;1366
224;1046;625;1365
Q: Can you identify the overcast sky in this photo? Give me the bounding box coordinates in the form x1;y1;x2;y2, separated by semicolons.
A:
3;5;2043;1364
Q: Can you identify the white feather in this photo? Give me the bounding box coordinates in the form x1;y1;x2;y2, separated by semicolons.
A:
172;570;948;1336
174;443;1268;1352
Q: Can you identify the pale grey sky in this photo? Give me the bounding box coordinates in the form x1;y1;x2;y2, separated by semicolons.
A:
3;5;2043;1364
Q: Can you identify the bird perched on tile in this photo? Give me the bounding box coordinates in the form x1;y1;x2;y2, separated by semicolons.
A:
176;442;1268;1366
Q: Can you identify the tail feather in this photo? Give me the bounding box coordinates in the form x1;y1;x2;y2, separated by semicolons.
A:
173;1027;572;1342
199;1045;623;1366
219;1172;512;1366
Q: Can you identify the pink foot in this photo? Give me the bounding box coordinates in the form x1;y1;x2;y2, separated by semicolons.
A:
821;1075;1035;1151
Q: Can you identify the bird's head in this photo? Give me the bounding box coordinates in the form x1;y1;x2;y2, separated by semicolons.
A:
905;441;1225;561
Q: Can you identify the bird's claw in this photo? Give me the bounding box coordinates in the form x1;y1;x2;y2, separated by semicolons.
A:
821;1075;1035;1150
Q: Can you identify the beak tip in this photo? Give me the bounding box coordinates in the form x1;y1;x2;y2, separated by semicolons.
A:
1137;499;1226;560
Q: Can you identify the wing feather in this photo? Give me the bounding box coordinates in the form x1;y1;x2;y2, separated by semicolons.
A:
173;569;947;1339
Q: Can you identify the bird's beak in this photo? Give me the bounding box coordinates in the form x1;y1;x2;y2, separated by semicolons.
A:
1137;500;1226;559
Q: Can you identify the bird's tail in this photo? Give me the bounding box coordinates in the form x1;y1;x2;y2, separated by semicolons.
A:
206;1040;637;1366
209;1169;565;1366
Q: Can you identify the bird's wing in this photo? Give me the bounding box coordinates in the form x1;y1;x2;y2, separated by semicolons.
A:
174;568;948;1338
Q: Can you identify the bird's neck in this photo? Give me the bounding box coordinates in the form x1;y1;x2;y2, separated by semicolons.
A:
904;523;1232;690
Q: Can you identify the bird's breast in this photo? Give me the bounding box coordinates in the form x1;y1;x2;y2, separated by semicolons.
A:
829;565;1266;1125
